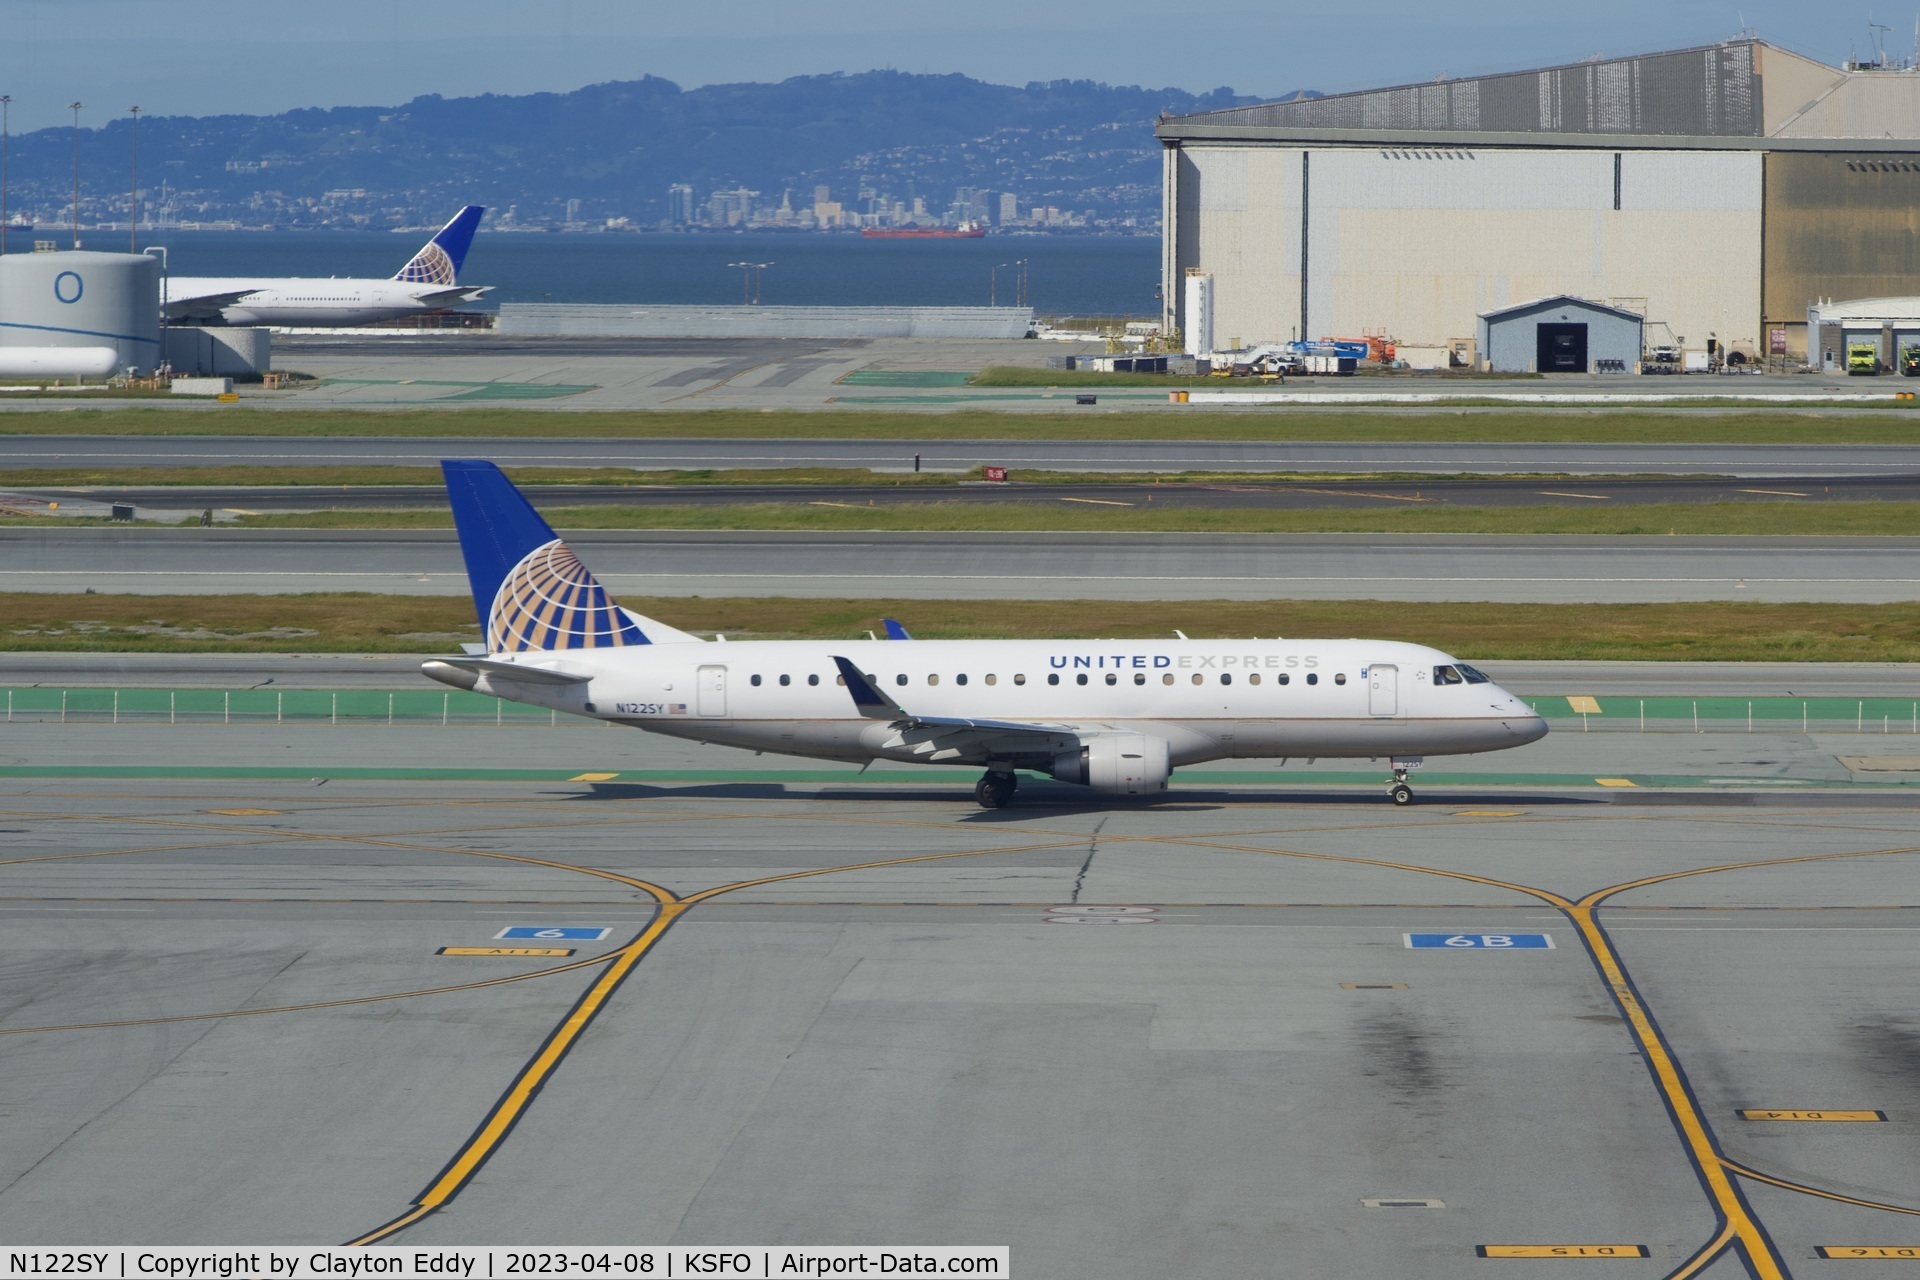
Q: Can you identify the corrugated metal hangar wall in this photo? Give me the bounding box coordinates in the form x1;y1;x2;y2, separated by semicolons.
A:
1160;39;1920;362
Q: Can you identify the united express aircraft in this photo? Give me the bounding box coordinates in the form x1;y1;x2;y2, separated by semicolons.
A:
165;206;490;327
422;462;1549;807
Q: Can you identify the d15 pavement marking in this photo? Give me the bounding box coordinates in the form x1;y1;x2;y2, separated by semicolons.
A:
1567;697;1603;714
438;947;577;957
494;926;613;941
1406;933;1554;950
1454;809;1525;817
203;808;283;816
1342;981;1409;990
1595;778;1638;788
1360;1197;1444;1208
1740;1109;1888;1122
1818;1247;1920;1259
1477;1246;1650;1259
569;772;620;782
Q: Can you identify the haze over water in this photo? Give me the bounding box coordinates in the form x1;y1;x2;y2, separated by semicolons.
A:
133;230;1160;316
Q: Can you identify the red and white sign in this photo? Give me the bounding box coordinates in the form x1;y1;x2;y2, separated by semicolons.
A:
983;466;1009;482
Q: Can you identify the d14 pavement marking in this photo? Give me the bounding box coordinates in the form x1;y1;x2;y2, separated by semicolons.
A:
1454;809;1525;817
1595;778;1638;788
1341;981;1409;990
568;772;619;782
1360;1197;1444;1208
1818;1247;1920;1259
495;926;613;941
203;808;283;816
438;947;576;957
1476;1246;1650;1259
1740;1109;1888;1122
1567;697;1603;714
1406;932;1554;949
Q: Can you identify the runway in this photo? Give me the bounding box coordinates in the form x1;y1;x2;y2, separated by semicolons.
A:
9;526;1920;602
4;716;1920;1272
17;434;1920;476
18;471;1920;514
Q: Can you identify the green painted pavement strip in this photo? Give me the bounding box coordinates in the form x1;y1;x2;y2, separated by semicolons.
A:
836;370;973;387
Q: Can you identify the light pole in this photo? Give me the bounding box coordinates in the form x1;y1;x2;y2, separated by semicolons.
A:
990;263;1008;307
1;95;10;257
128;105;140;253
70;101;83;249
728;260;773;304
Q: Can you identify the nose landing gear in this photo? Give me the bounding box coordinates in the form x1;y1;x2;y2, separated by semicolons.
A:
974;770;1018;809
1388;760;1417;806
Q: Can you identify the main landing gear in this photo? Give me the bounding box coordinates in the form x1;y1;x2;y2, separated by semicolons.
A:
975;771;1019;809
1388;764;1415;807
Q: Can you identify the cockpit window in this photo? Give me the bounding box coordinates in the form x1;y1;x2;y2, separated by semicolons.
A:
1457;664;1492;684
1433;665;1464;685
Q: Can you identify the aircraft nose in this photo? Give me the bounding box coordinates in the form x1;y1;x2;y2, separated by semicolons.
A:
1509;713;1550;744
1490;686;1548;743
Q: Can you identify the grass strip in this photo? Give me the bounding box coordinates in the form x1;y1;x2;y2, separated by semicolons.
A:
197;500;1920;536
5;406;1920;442
11;592;1920;661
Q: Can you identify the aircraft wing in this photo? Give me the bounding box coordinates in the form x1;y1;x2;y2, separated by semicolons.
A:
831;655;1081;762
162;289;256;321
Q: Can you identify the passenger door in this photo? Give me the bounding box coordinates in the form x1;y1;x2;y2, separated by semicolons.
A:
1368;664;1400;718
697;665;727;717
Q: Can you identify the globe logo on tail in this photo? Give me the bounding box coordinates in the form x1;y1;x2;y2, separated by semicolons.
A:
487;540;643;652
395;241;458;285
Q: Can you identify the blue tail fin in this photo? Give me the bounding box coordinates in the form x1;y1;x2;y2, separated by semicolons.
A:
441;459;645;652
882;618;912;640
394;206;485;284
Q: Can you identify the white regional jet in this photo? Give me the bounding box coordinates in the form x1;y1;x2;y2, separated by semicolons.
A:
421;462;1550;807
164;206;489;327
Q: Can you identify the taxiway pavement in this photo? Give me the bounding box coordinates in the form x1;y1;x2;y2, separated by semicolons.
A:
14;435;1920;476
2;718;1918;1275
9;527;1920;603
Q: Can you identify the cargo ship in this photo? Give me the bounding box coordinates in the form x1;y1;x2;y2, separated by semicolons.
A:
862;222;985;239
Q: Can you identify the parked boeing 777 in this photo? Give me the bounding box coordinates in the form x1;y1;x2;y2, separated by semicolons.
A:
165;206;489;327
421;462;1549;807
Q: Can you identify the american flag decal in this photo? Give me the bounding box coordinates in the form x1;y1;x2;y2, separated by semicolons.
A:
669;703;688;714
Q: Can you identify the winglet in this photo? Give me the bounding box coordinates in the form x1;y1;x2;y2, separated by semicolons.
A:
882;618;913;640
832;655;909;720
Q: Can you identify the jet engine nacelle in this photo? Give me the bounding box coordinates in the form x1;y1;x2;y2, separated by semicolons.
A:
1048;733;1172;796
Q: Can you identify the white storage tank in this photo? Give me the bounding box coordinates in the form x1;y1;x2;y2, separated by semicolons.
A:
0;250;161;374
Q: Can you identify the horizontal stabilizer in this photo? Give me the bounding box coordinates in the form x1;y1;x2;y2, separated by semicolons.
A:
422;658;591;689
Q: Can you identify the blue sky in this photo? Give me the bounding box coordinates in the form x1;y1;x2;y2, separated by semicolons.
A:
0;1;1900;132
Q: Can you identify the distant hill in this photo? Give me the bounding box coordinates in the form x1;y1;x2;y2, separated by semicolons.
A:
3;73;1275;232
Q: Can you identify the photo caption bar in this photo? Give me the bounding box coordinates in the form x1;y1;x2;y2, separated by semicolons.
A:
0;1250;1009;1280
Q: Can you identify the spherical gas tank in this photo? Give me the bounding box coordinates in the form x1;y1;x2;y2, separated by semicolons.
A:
0;250;160;373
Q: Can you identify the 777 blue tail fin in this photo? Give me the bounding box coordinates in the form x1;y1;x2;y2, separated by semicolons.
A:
394;206;485;284
441;460;646;652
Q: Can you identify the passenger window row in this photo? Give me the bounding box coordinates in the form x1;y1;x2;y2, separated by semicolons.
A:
745;671;1350;688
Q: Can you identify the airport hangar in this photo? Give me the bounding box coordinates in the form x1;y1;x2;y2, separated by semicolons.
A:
1158;37;1920;366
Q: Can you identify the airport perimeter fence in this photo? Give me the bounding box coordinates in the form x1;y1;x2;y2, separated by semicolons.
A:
5;688;1920;735
0;687;594;728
